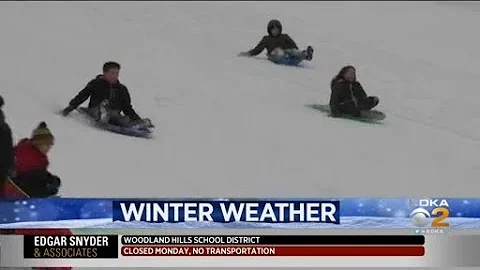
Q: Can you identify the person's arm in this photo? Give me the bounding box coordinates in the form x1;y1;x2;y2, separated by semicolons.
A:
61;80;96;115
12;167;50;197
330;80;350;116
355;82;368;101
121;87;141;121
240;36;267;56
329;80;345;106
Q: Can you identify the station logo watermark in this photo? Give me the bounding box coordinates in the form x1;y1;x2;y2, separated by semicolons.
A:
409;199;449;228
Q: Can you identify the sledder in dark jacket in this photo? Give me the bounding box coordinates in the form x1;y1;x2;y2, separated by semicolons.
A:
329;65;379;117
239;19;313;62
61;62;145;128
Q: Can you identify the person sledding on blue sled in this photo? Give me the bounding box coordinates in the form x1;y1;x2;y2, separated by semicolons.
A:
239;19;313;66
60;62;153;131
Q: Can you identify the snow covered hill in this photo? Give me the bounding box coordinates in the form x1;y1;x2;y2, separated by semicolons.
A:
1;1;479;198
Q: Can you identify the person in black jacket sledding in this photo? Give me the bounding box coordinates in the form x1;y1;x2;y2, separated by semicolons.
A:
0;95;15;197
329;65;379;117
61;62;150;128
239;19;314;63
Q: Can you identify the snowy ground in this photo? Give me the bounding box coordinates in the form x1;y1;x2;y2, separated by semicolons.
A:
1;1;479;199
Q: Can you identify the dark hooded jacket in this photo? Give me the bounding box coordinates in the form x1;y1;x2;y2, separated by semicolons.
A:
247;20;298;56
329;76;369;117
67;75;141;121
0;96;14;187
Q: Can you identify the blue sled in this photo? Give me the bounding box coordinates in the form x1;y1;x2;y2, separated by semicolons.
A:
268;54;304;66
77;107;153;138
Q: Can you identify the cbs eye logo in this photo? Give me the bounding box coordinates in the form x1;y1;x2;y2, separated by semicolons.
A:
410;207;449;227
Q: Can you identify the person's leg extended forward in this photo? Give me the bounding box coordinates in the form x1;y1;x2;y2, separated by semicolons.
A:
285;46;314;61
358;96;379;111
268;48;287;63
331;101;361;117
108;110;132;127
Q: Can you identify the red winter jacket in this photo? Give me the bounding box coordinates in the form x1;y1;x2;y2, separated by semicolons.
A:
6;138;61;198
15;139;49;175
1;139;61;199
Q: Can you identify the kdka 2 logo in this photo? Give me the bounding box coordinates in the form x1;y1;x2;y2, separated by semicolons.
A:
410;199;449;228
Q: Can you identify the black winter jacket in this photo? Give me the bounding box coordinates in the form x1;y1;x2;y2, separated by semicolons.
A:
329;79;368;107
0;108;14;184
248;34;298;56
329;79;369;116
68;75;141;121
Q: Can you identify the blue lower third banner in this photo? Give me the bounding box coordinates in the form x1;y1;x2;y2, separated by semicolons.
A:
113;200;340;223
0;198;479;229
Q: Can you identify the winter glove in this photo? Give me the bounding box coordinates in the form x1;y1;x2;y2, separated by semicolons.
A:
47;174;61;189
238;52;250;57
45;174;61;196
60;105;75;116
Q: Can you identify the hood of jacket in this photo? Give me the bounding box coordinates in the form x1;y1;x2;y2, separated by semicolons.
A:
267;19;282;36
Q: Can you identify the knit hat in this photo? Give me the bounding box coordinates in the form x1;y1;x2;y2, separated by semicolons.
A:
31;122;54;145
